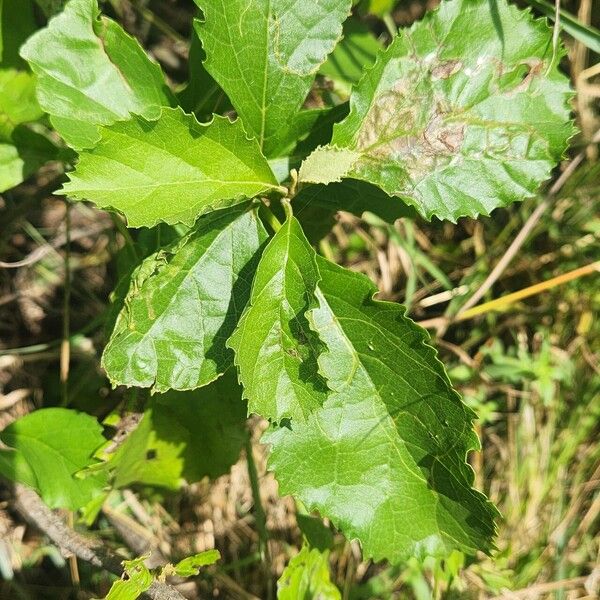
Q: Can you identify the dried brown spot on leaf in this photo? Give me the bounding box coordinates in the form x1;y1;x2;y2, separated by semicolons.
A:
431;59;462;80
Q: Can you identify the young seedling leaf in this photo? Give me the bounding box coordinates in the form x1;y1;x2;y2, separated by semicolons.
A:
107;373;247;489
60;108;281;227
104;555;153;600
0;70;43;139
19;0;174;149
0;408;107;510
277;546;341;600
103;205;267;392
194;0;353;157
299;0;574;221
266;258;497;563
0;127;59;193
228;214;328;422
174;550;221;577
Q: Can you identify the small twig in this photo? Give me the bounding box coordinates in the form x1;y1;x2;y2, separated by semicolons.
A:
490;575;588;599
59;202;79;585
60;201;71;408
455;261;600;321
11;484;187;600
0;222;109;269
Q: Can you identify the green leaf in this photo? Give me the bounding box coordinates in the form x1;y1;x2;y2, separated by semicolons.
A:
0;70;58;192
228;215;328;422
319;17;382;97
0;0;3;62
19;0;174;149
174;550;221;576
299;146;360;185
0;70;44;138
300;0;574;221
103;205;267;392
0;408;107;510
277;546;341;600
194;0;353;157
0;126;59;193
60;107;281;227
34;0;70;17
177;30;231;119
289;179;417;244
104;555;153;600
266;258;497;562
0;0;37;69
108;372;247;489
360;0;397;17
292;103;350;160
296;514;334;552
294;180;416;226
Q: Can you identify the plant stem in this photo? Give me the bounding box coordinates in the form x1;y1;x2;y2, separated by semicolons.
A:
383;12;397;38
259;203;283;233
111;214;139;263
244;434;272;599
60;201;71;408
60;201;80;586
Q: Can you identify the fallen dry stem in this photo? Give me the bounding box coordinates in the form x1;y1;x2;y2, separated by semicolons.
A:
11;483;188;600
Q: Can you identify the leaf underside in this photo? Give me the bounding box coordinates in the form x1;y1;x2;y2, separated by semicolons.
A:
103;204;267;392
60;108;279;227
300;0;574;221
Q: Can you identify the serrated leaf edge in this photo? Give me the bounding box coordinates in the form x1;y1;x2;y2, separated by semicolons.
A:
58;106;283;228
265;257;499;562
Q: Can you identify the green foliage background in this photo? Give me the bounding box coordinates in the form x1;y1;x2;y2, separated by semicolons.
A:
0;0;598;598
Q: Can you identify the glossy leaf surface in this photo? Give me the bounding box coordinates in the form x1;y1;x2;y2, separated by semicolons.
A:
60;108;280;227
0;408;107;510
194;0;352;157
300;0;574;221
103;205;267;391
20;0;173;149
228;216;327;422
267;258;497;562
